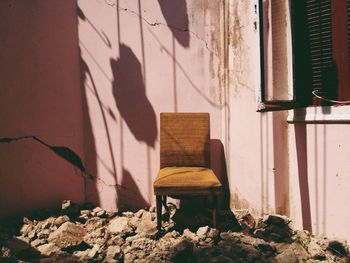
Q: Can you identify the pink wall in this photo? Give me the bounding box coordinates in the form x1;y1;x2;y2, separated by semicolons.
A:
0;0;86;217
227;0;350;242
0;0;226;216
77;0;226;211
2;0;350;244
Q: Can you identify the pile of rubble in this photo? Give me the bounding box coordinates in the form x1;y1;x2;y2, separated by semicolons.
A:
0;200;349;262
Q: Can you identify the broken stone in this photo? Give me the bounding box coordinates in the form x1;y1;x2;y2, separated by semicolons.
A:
87;244;100;258
308;238;326;260
196;226;209;240
27;230;36;240
48;221;86;249
275;248;298;263
92;206;106;218
134;209;145;218
31;238;46;247
108;216;133;236
135;211;157;237
122;211;134;217
183;229;199;242
106;245;121;259
19;224;33;236
53;215;69;227
37;243;61;256
2;203;350;263
37;229;50;240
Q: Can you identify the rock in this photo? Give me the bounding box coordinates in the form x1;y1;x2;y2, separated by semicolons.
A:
129;216;140;228
92;207;106;218
149;205;156;213
238;211;256;233
106;245;121;260
80;209;91;217
37;229;50;239
84;217;106;232
87;244;100;258
135;211;157;237
135;209;145;218
19;224;33;236
196;226;209;239
183;229;199;242
207;228;220;240
42;221;51;230
275;248;298;263
31;238;46;247
4;203;350;263
327;239;349;256
27;230;36;240
122;211;134;217
108;217;133;236
308;239;326;260
254;214;293;243
48;222;86;249
37;243;61;256
53;215;69;227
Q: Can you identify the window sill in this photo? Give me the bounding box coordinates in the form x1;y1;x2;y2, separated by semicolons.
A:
287;105;350;123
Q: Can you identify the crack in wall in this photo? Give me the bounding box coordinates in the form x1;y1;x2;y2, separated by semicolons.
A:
116;6;219;58
100;3;220;58
0;136;127;190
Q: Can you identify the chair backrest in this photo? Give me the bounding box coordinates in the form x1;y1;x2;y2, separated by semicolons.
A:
160;112;210;168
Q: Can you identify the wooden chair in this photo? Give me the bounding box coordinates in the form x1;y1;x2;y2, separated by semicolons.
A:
153;112;222;233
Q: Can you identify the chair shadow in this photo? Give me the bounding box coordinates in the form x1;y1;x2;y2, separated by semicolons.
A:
171;139;239;232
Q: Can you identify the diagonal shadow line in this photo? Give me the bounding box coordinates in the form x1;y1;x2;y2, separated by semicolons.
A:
81;56;118;185
77;6;112;48
85;82;117;121
79;41;112;82
148;29;226;109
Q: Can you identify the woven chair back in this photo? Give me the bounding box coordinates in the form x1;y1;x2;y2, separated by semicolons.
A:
160;112;210;168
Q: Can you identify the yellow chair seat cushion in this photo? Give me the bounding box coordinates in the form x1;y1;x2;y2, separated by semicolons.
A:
153;167;222;195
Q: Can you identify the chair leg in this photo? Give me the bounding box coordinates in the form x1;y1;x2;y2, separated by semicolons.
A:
156;195;162;233
162;195;169;213
212;195;218;229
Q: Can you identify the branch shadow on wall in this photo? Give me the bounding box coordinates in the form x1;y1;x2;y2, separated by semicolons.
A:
79;52;99;205
157;0;190;47
111;44;157;148
111;44;157;208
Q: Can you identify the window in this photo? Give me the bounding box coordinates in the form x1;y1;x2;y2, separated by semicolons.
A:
258;0;350;112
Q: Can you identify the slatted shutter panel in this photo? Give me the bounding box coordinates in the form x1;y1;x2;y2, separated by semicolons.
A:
305;0;334;99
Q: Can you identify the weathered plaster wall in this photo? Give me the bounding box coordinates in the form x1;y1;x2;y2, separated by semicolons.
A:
228;0;350;241
289;123;350;240
0;0;85;217
77;0;226;211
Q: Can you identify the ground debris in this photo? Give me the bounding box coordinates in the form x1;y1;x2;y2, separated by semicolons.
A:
0;201;349;262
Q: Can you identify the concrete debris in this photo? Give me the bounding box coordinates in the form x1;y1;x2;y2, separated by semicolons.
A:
0;201;349;262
